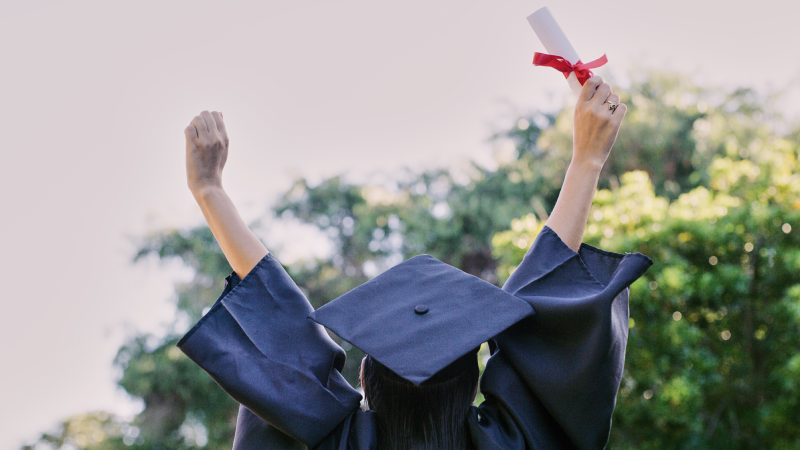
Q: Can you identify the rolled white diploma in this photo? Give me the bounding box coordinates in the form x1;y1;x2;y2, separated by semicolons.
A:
527;7;584;96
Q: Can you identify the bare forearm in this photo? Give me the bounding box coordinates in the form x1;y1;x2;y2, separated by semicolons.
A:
185;111;268;278
193;186;269;279
545;158;603;251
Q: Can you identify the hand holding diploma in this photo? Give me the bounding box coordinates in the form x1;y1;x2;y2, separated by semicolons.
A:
525;6;624;164
527;7;608;96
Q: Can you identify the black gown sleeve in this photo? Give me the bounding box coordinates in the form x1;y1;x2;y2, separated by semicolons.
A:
470;226;652;450
177;254;363;449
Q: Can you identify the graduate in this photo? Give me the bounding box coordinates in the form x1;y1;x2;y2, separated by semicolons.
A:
179;75;653;450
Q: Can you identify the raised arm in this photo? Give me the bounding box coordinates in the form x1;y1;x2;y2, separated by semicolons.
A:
184;110;268;278
545;76;626;251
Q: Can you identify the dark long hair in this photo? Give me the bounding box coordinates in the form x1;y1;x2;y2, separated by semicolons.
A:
361;353;479;450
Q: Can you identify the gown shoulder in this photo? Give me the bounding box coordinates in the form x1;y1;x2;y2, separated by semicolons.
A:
471;226;652;450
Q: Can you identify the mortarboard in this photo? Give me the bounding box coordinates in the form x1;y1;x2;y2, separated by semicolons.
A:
308;255;535;386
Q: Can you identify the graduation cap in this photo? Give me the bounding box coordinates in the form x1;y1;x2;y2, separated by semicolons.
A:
309;255;535;386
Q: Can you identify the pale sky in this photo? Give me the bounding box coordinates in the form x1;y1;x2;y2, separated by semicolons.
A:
1;0;798;448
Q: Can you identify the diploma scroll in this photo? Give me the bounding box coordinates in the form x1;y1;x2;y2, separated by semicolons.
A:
527;7;604;96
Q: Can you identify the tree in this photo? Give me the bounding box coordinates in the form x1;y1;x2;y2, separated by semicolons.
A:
21;412;130;450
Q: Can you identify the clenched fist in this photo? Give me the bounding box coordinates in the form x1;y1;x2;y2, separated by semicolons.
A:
572;76;627;168
185;110;229;194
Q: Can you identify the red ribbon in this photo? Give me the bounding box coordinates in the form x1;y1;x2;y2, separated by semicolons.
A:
532;52;608;85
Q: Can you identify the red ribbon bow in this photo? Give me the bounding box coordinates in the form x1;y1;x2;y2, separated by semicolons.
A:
532;52;608;85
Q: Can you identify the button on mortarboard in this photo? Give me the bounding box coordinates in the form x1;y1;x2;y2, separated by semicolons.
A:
308;254;535;385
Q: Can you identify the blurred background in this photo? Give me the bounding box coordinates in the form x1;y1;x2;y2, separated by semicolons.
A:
1;0;799;449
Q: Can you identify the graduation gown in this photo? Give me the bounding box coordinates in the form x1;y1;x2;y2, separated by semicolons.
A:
178;226;653;450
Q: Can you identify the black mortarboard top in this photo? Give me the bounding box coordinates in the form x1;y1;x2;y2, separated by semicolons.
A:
308;255;535;386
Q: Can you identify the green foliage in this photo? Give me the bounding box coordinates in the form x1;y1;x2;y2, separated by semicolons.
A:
114;335;238;448
21;412;130;450
134;227;232;324
24;71;800;449
535;71;778;199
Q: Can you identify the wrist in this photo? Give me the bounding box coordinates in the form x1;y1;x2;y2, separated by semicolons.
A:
569;155;605;174
191;184;226;203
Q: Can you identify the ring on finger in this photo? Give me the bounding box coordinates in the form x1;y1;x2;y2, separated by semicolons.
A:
604;100;618;112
